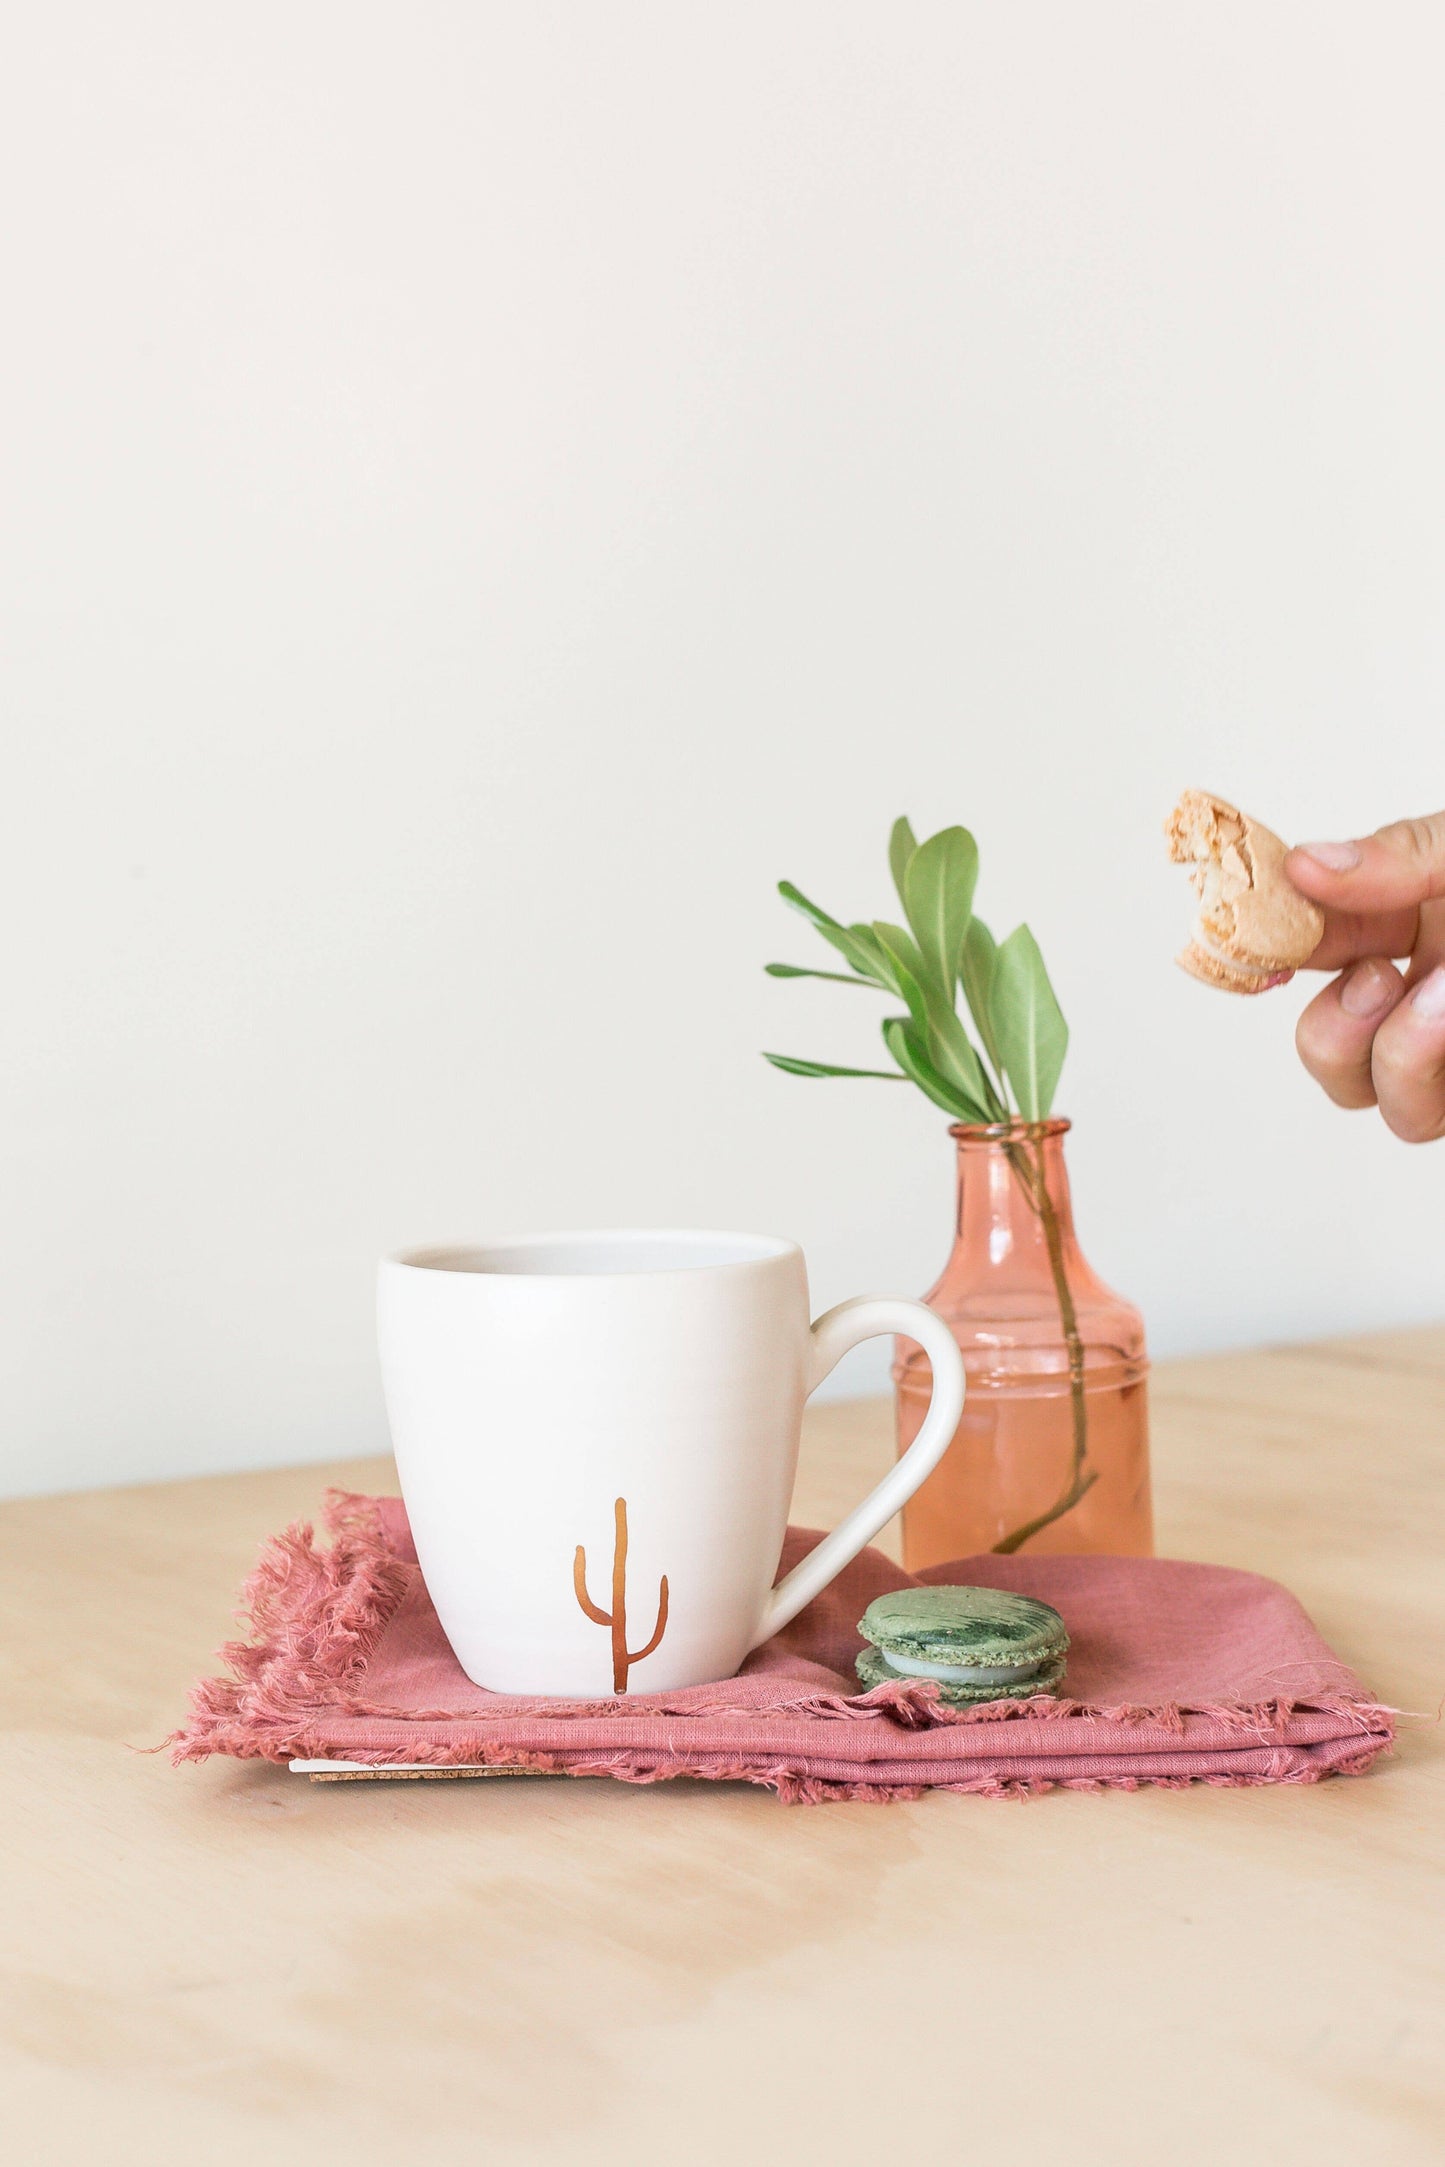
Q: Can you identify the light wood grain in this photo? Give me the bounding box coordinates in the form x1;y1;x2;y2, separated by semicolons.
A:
2;1331;1443;2166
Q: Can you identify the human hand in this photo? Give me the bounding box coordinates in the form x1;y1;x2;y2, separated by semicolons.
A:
1285;813;1445;1141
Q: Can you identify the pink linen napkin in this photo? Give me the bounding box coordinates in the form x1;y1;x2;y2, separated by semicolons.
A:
170;1491;1394;1801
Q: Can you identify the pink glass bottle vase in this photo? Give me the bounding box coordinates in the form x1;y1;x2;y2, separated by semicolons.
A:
894;1118;1153;1569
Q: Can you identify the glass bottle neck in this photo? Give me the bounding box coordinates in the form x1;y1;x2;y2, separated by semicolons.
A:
951;1120;1081;1278
901;1115;1147;1381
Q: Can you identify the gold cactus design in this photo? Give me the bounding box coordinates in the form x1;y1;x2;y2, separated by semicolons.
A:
573;1496;669;1693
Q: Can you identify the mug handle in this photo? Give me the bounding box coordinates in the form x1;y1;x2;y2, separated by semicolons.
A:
749;1295;966;1648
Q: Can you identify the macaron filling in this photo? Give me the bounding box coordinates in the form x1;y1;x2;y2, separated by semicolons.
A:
872;1648;1049;1687
1191;926;1293;983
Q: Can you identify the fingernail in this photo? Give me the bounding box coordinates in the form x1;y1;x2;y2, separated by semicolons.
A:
1296;840;1363;872
1409;965;1445;1022
1340;961;1395;1017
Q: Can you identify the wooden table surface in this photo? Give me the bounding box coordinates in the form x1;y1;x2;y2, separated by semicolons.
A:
3;1328;1443;2165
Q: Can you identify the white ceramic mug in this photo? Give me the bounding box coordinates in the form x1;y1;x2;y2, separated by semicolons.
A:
376;1230;966;1696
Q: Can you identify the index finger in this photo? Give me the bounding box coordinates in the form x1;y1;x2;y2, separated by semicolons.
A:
1286;811;1445;904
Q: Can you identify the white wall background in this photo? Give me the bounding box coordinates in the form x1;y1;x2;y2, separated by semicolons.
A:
3;3;1443;1498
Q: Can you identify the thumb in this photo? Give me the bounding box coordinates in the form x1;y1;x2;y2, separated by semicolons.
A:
1285;811;1445;914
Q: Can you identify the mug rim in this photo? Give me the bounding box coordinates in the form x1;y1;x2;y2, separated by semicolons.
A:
383;1228;801;1281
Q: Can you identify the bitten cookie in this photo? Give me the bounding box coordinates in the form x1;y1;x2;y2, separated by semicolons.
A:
1165;789;1323;994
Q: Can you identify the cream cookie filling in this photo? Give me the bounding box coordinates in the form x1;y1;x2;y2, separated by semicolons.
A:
873;1648;1047;1687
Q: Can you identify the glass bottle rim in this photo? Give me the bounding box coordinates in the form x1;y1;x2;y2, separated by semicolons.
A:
948;1116;1072;1143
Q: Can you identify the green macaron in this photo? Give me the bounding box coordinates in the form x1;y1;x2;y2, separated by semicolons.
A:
855;1585;1069;1704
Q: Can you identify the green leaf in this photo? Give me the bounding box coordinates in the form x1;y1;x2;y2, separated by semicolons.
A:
928;1005;1007;1120
763;1051;906;1081
881;1018;989;1122
888;817;918;910
873;919;1001;1117
777;881;887;983
777;878;845;933
903;826;978;997
764;963;877;986
842;924;898;986
869;921;933;1025
960;917;1005;1079
990;925;1069;1120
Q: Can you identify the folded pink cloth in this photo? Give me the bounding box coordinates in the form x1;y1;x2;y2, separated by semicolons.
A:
171;1492;1394;1801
